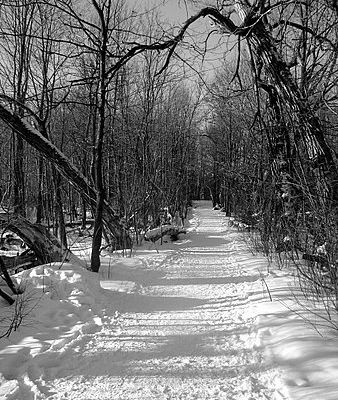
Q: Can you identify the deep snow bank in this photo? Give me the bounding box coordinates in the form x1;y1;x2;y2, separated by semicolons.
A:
0;262;109;399
247;265;338;400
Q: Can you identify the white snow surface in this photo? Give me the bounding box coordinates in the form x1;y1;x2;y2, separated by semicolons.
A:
1;201;338;399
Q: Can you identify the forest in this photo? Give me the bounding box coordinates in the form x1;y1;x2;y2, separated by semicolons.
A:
0;0;337;318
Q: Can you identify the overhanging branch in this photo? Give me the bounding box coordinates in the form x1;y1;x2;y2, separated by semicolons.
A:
106;7;241;80
272;20;337;50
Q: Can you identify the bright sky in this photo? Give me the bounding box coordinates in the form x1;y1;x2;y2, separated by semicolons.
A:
131;0;191;24
128;0;238;82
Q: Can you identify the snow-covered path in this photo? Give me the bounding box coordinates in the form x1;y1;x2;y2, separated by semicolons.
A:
39;202;284;399
3;201;338;399
1;200;304;400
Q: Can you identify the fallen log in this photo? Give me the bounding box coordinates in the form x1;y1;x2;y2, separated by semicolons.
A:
0;215;84;267
0;215;65;264
65;219;95;228
145;225;186;242
0;251;38;274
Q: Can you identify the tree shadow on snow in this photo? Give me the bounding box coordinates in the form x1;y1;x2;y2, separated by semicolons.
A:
113;293;208;313
52;324;261;381
146;275;261;287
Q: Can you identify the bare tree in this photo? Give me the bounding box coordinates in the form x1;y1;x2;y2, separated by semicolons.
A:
0;0;38;216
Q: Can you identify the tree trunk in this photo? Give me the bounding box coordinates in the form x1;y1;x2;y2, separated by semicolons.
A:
246;17;338;207
52;167;67;248
0;257;21;294
36;155;45;223
12;133;26;216
0;288;14;305
81;195;87;229
91;194;104;272
90;0;110;272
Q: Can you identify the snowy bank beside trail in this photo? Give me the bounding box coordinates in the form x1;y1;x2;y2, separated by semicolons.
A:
243;254;338;399
212;212;338;399
0;262;114;399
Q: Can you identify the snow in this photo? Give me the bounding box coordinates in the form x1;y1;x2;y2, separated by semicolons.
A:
1;200;338;399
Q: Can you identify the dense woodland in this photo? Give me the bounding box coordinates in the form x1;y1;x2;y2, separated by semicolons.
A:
0;1;337;319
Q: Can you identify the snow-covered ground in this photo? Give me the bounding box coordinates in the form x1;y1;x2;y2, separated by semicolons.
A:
1;201;338;399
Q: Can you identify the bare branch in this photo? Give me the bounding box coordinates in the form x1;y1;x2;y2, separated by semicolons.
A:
272;19;337;50
105;7;241;81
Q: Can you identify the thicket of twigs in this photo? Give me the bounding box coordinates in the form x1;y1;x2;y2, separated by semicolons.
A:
200;0;338;323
